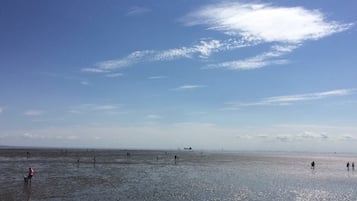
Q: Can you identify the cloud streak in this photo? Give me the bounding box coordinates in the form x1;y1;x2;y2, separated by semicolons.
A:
25;110;46;116
148;75;166;80
126;6;151;16
172;85;206;91
82;39;251;73
69;104;122;114
206;44;298;70
224;89;355;109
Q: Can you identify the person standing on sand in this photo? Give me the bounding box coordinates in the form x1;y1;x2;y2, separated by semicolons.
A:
347;162;350;170
27;167;35;183
311;161;315;169
352;162;355;170
174;155;178;164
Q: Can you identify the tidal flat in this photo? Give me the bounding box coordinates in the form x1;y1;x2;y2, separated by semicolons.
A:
1;148;357;201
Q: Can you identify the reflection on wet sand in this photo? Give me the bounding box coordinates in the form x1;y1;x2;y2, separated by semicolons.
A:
23;183;31;201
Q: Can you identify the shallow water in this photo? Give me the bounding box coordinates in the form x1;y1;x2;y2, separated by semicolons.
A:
1;149;357;201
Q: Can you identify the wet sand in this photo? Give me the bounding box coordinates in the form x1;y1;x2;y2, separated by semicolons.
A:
1;148;357;201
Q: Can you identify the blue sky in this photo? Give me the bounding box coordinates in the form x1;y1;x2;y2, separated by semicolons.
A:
1;0;357;151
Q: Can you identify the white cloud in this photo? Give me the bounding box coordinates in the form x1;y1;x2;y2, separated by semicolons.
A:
81;68;109;73
172;85;206;91
92;105;119;111
262;89;354;104
0;107;3;114
82;39;250;73
80;81;90;85
68;110;81;114
25;110;46;116
182;2;352;43
339;135;357;141
150;39;223;60
224;89;355;109
207;58;288;70
148;75;166;80
70;104;122;113
126;6;151;16
105;73;123;78
297;131;329;140
23;132;33;138
146;114;162;119
207;44;296;70
183;2;353;70
82;50;154;73
82;2;352;74
23;132;46;139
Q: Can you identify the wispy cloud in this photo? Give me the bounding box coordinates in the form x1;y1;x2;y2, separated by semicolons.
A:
105;73;123;78
80;81;90;85
126;6;151;16
223;89;355;110
82;50;154;72
297;131;328;140
172;84;206;91
69;104;122;114
41;72;91;86
206;44;297;70
81;68;110;73
23;132;78;140
0;107;3;114
151;39;229;60
146;114;162;119
25;110;46;116
81;39;251;73
83;2;352;75
339;135;357;141
148;75;166;80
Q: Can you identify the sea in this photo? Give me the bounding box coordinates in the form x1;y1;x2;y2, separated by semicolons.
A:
0;148;356;201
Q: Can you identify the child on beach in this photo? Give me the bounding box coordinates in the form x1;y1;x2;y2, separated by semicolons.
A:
24;167;35;184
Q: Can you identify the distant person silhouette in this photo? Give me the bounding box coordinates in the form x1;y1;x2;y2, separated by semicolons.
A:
352;162;355;170
311;161;315;169
347;162;350;170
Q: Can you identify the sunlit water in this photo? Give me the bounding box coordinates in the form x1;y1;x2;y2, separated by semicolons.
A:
1;149;356;201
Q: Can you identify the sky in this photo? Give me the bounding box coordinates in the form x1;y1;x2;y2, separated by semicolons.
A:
1;0;357;152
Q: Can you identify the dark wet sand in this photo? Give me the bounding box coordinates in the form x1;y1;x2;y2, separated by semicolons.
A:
0;148;210;201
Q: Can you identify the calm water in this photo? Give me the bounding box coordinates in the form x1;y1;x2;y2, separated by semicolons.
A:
1;149;357;201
